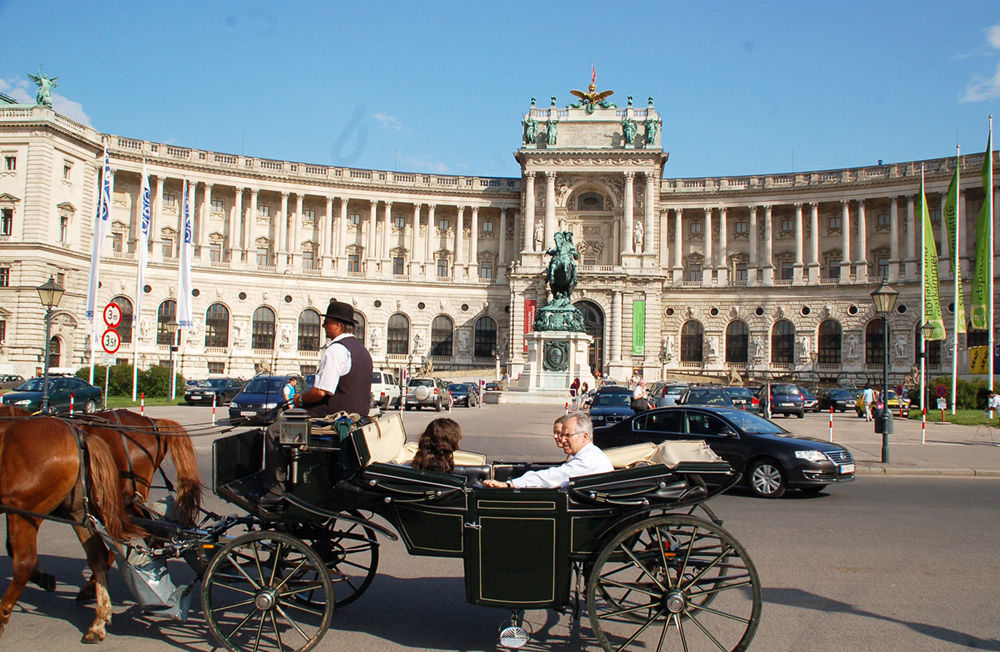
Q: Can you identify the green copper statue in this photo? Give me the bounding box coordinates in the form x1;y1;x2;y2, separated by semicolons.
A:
28;68;58;108
534;231;585;332
523;117;539;145
644;115;660;145
546;118;558;145
622;116;638;146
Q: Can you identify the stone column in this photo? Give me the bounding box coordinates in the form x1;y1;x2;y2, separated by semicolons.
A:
659;209;670;268
499;208;508;280
454;206;464;277
718;206;728;285
292;193;304;267
321;196;332;263
622;172;634;254
856;199;868;282
644;172;655;254
199;183;211;262
382;201;393;264
702;208;713;286
411;204;420;269
277;192;289;272
748;205;758;283
672;209;683;283
840;200;851;281
152;176;164;262
544;172;556;250
426;204;436;267
889;196;900;281
808;202;820;283
523;172;535;252
247;189;258;265
793;203;804;284
367;200;378;264
469;206;479;271
905;195;917;278
762;205;774;285
337;198;348;270
611;290;623;363
231;187;243;264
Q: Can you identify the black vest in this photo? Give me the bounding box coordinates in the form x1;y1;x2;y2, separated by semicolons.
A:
306;336;373;418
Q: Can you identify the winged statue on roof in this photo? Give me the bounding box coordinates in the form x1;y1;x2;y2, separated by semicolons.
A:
568;65;616;114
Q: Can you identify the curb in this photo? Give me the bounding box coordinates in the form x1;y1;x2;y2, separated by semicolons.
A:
856;466;1000;478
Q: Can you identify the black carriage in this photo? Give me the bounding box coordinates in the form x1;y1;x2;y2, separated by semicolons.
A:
201;410;762;651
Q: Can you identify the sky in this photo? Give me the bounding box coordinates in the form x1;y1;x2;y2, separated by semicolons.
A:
2;1;1000;179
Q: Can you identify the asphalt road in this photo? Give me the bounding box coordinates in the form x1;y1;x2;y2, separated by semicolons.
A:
0;404;997;651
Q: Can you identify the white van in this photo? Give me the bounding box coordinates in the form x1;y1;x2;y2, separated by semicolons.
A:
371;370;401;408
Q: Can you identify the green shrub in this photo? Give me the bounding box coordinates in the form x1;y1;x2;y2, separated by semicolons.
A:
77;363;184;398
907;375;1000;409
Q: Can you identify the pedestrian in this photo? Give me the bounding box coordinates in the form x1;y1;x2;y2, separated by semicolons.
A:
630;379;650;413
861;382;876;422
569;377;581;408
282;377;297;404
987;390;1000;418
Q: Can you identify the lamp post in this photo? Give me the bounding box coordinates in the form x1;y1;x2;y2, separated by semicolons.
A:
36;276;65;414
165;319;179;401
920;321;935;418
870;279;898;464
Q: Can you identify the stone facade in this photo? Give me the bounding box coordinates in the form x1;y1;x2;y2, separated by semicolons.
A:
0;91;995;386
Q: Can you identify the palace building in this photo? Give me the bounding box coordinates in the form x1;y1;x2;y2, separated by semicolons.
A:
0;83;995;384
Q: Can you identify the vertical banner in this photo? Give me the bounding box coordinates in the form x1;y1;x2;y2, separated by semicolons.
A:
942;163;966;332
86;143;112;321
632;300;646;356
177;180;194;328
971;129;993;330
921;173;946;340
523;299;536;353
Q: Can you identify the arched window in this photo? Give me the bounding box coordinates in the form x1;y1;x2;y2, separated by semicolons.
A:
576;191;606;211
354;311;366;348
48;336;61;369
431;315;453;356
111;296;133;344
771;320;795;364
681;320;704;363
866;320;885;366
725;320;749;363
387;313;409;355
474;317;497;358
204;303;229;348
817;319;842;364
252;306;276;350
297;309;321;352
156;300;176;345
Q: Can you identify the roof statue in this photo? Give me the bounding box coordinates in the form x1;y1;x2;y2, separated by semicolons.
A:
569;65;616;114
27;68;58;108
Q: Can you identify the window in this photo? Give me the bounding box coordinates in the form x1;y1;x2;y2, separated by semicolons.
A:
474;317;497;357
163;193;176;208
162;238;175;259
818;320;842;364
681;321;704;363
256;246;271;267
431;315;453;356
63;163;72;181
354;312;366;346
112;232;123;253
3;156;14;171
780;261;794;280
47;336;60;369
0;209;12;236
156;300;177;345
828;215;841;231
577;192;605;211
865;320;885;366
780;217;794;233
392;256;404;275
210;243;222;262
482;221;495;235
725;320;749;363
929;207;941;224
734;220;748;236
208;361;225;374
393;215;406;229
771;320;794;364
258;204;271;218
252;306;276;350
205;303;229;348
302;248;316;270
684;262;702;282
111;296;134;344
438;218;450;231
437;257;449;277
826;259;840;280
0;319;5;344
300;364;317;375
297;309;321;352
348;253;360;273
0;267;8;287
211;199;224;212
689;221;702;236
877;212;890;229
877;255;889;280
349;212;361;225
303;208;316;222
479;260;493;280
387;313;409;355
735;262;748;281
60;216;69;242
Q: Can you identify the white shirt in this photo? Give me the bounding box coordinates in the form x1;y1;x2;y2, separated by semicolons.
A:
511;442;614;489
313;334;355;396
632;385;645;399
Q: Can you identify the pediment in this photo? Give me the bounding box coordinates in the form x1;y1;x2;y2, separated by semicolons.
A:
56;201;76;212
0;193;20;204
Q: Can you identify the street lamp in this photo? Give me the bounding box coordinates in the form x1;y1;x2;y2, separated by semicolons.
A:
870;279;898;463
165;319;179;401
920;321;935;417
36;275;65;413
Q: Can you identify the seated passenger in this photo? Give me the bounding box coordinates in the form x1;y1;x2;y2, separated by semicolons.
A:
484;411;613;489
411;418;463;473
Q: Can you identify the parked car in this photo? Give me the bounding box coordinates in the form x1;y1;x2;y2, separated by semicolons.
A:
0;374;25;391
587;385;634;428
799;386;820;413
228;374;304;425
484;382;501;392
593;405;856;498
184;378;244;406
649;382;689;408
677;386;735;408
448;382;479;407
2;376;103;414
817;388;856;413
758;383;805;418
405;377;449;411
371;370;401;408
724;386;759;413
855;390;909;417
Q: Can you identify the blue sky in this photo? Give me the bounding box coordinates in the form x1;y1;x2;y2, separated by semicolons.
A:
2;1;999;179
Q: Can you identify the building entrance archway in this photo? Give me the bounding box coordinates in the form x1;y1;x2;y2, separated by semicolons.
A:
574;300;604;376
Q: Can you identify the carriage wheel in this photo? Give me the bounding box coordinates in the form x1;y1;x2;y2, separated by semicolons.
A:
288;512;380;608
202;531;335;652
586;514;761;651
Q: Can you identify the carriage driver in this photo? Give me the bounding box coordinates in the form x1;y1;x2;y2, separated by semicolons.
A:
261;299;373;504
483;412;613;489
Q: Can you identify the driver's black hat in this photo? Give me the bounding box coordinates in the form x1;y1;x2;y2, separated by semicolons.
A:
324;300;357;326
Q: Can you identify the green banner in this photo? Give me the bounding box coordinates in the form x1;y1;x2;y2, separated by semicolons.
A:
971;130;993;330
943;164;967;333
922;175;946;340
632;300;646;356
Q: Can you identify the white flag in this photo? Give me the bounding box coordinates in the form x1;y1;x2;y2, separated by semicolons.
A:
85;143;112;322
134;162;151;323
177;180;194;328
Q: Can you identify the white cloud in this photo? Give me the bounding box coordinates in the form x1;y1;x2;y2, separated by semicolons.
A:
373;112;406;132
0;76;91;125
962;61;1000;102
989;23;1000;49
51;93;91;125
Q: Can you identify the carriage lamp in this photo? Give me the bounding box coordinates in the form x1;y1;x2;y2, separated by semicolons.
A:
870;279;898;463
36;275;65;413
165;319;179;400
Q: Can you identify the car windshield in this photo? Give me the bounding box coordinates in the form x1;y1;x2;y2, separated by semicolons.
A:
592;393;630;406
829;390;852;398
686;390;731;405
448;384;467;391
770;384;801;395
408;379;434;387
721;410;787;434
726;388;753;398
15;378;45;392
196;379;227;388
243;378;285;394
665;385;687;395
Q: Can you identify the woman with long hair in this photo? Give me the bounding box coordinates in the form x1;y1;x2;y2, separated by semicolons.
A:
411;418;463;473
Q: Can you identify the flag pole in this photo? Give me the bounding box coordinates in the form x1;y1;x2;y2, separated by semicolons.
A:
989;115;995;396
920;164;927;423
951;146;960;414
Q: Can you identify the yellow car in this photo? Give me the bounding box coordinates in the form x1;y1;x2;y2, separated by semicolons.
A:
855;390;910;417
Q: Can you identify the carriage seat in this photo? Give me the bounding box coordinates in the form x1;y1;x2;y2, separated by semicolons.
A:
390;440;488;467
604;440;724;469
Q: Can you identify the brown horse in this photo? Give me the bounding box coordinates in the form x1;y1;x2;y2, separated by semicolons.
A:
0;416;144;642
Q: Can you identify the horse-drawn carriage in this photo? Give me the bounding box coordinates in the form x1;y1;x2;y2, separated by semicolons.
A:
0;406;762;651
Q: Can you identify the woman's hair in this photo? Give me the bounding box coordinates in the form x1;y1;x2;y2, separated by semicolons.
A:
412;418;463;473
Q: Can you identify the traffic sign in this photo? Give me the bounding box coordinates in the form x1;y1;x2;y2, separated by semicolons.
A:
103;302;122;329
935;385;948;398
101;328;121;355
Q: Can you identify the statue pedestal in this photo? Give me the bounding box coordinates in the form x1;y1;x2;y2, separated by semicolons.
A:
503;331;594;405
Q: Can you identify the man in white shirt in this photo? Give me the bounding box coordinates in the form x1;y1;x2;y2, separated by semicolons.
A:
484;411;613;489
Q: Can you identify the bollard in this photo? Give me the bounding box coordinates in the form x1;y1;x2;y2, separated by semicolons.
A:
70;392;75;415
921;407;926;445
140;392;145;415
829;406;834;442
212;393;217;426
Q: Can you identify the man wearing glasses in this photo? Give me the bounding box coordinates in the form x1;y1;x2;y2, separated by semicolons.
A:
484;411;613;489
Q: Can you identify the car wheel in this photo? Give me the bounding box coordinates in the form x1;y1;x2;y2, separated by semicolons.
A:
435;399;442;412
748;459;786;498
797;410;804;418
84;400;98;414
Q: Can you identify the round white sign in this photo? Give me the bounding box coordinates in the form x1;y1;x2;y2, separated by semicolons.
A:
103;302;122;328
101;328;121;355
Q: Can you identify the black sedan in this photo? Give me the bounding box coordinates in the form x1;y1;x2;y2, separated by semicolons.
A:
184;378;245;405
447;383;479;407
817;388;857;413
2;376;103;414
588;386;634;428
593;406;855;498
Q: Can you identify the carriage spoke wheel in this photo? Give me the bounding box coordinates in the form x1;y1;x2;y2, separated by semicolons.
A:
586;515;761;651
288;511;380;609
202;531;335;652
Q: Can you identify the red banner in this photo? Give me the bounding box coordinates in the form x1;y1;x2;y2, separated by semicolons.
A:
523;300;537;353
